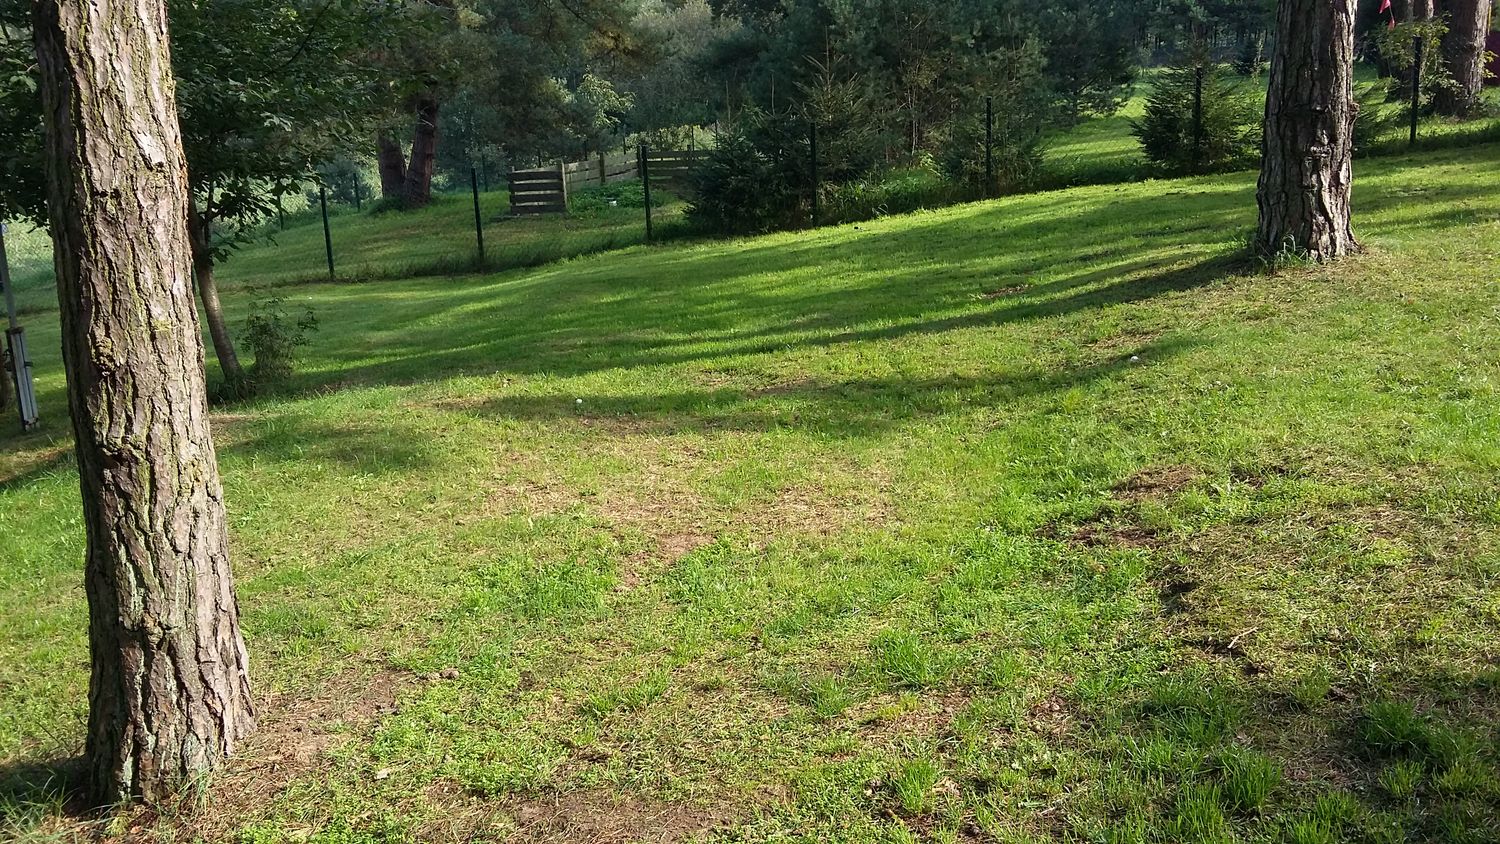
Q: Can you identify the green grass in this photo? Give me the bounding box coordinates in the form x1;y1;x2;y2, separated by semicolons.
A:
1039;64;1500;189
4;143;1500;842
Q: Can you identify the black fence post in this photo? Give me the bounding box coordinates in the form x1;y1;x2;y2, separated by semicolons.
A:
984;95;994;197
471;164;486;265
640;143;654;243
809;122;819;225
1410;36;1424;147
1192;64;1205;171
277;196;285;231
353;176;362;211
319;185;335;282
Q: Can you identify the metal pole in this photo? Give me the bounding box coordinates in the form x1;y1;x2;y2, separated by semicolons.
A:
353;176;362;211
809;123;819;225
1192;64;1205;170
1410;36;1424;147
640;143;653;243
984;95;994;196
471;165;486;264
319;186;335;282
277;197;285;231
0;225;38;430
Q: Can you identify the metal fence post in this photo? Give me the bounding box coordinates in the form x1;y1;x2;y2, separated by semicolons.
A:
809;123;819;225
471;165;486;264
0;225;38;430
640;143;654;243
319;185;335;282
1410;36;1424;147
984;95;994;197
1192;64;1205;171
353;176;362;211
277;196;285;231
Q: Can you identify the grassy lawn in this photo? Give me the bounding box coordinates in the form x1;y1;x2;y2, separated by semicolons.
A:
3;143;1500;842
1039;67;1500;189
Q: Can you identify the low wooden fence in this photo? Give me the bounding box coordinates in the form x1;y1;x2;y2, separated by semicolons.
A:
508;149;702;216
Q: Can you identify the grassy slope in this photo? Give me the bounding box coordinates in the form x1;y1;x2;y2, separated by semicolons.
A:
3;146;1500;842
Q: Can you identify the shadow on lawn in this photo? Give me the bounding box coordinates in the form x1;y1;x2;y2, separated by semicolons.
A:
444;337;1200;438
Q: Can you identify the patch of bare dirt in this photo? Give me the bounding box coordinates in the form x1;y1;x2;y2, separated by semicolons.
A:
980;285;1026;299
1114;464;1200;503
502;789;739;844
853;689;973;749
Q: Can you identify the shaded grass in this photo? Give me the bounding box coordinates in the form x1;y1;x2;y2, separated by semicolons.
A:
2;144;1500;842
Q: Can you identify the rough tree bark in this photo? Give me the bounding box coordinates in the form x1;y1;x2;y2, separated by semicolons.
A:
1255;0;1360;260
1436;0;1492;116
401;94;440;207
376;132;407;199
187;197;247;392
32;0;255;805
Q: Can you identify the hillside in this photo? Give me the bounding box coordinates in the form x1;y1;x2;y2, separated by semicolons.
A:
3;145;1499;842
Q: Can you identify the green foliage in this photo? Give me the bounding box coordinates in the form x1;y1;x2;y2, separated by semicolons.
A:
1132;61;1260;175
568;181;655;213
1354;80;1403;154
819;165;961;224
1216;746;1281;812
1374;19;1456;116
891;757;942;815
1038;0;1142;122
871;631;948;690
687;109;812;234
243;296;318;392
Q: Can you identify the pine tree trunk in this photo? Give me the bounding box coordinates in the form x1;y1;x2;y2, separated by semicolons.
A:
402;95;440;207
32;0;255;805
187;202;247;394
1435;0;1491;116
1255;0;1360;261
376;132;407;199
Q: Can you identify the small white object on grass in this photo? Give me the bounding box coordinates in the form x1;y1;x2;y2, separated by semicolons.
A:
1129;355;1141;363
576;398;584;406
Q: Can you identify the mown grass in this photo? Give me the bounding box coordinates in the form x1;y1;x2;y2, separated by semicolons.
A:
2;144;1499;843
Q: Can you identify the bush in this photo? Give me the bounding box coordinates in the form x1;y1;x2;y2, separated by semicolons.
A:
243;296;318;392
1353;80;1403;153
819;164;963;224
568;181;661;213
688;109;812;235
939;113;1046;196
1132;62;1262;176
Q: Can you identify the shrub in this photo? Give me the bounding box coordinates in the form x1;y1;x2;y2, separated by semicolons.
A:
688;109;812;234
819;165;962;224
1132;62;1261;176
243;296;318;392
1353;80;1403;153
568;181;660;213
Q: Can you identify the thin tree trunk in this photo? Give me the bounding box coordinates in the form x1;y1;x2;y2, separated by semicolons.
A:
376;131;407;198
1436;0;1491;116
402;94;440;207
187;199;247;393
1256;0;1360;260
33;0;255;805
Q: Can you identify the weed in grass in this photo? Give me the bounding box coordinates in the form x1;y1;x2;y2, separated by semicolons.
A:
1282;813;1338;844
1168;782;1233;844
891;757;942;815
871;630;950;690
1288;668;1332;710
1142;676;1243;746
807;674;859;719
1432;757;1489;797
1217;745;1281;813
1359;700;1428;758
1378;758;1425;801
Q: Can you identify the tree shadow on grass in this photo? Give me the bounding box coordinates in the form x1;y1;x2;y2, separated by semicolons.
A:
442;336;1202;439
